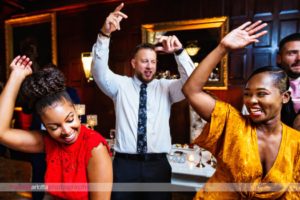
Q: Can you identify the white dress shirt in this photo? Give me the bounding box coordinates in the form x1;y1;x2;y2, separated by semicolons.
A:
92;35;195;153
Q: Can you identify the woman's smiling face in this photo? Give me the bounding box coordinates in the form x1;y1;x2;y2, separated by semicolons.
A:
40;99;81;145
243;72;286;124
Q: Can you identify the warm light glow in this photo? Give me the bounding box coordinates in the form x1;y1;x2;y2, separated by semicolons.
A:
75;104;86;123
81;52;93;81
74;104;86;116
87;114;98;130
185;46;200;56
185;41;200;56
187;153;195;162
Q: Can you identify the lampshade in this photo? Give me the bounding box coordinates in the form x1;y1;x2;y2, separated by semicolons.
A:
185;45;200;56
185;41;200;56
81;52;93;81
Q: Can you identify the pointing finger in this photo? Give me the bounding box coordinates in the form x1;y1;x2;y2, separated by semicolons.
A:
114;2;124;12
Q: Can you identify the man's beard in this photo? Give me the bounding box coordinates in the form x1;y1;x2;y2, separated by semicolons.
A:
136;73;155;83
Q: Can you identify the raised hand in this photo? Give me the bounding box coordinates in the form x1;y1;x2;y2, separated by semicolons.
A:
101;3;128;36
220;21;268;51
10;55;33;78
155;35;183;54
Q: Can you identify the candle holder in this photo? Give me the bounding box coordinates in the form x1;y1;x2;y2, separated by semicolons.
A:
74;104;85;122
109;129;116;155
87;114;98;130
196;149;205;168
206;153;217;168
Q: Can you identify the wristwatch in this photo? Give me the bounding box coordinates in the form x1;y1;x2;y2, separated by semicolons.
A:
175;48;184;55
99;30;110;38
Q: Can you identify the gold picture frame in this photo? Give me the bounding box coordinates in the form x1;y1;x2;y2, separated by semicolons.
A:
141;16;229;90
5;13;57;78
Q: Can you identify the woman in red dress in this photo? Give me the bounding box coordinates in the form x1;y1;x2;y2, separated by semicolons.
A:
0;55;112;200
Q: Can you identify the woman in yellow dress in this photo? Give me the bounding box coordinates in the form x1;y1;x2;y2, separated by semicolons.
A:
183;21;300;199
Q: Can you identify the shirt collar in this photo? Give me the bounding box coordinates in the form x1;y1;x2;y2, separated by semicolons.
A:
289;76;300;82
133;75;156;87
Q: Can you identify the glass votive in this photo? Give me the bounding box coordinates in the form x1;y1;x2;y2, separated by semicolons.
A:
74;104;86;116
87;114;98;129
108;129;116;155
109;129;116;139
187;153;195;162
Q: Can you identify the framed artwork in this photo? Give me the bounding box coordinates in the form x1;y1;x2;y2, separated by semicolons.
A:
5;13;57;78
141;16;229;90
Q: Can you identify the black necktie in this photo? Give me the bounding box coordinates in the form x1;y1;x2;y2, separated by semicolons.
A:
137;83;147;154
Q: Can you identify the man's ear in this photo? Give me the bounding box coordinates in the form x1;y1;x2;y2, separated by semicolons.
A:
131;58;136;69
282;90;291;104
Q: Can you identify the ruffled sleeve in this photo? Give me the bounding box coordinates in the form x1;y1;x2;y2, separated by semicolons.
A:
82;126;110;166
193;100;247;156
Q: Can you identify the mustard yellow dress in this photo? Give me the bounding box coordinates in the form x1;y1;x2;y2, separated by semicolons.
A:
194;101;300;199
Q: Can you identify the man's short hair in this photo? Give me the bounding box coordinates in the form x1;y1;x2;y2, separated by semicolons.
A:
132;43;156;58
278;33;300;53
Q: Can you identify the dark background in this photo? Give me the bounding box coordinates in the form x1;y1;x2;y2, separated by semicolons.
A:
0;0;299;143
13;22;52;69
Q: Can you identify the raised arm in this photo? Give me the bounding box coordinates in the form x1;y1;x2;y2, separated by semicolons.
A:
100;2;128;37
155;35;195;103
87;143;113;200
183;21;268;121
0;56;44;153
92;3;128;98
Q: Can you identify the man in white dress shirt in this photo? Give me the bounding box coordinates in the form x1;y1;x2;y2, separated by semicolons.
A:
92;3;194;200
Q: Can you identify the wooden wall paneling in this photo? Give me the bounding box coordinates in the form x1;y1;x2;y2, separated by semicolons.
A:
170;100;190;144
0;20;5;82
228;0;247;18
279;19;299;40
252;51;272;70
177;0;203;20
248;0;277;77
279;0;300;14
82;83;115;138
200;0;225;18
211;85;244;110
277;0;300;63
57;31;87;85
226;86;244;111
253;0;274;17
57;13;87;86
62;60;83;87
143;0;180;22
251;19;278;68
228;49;247;84
229;19;250;84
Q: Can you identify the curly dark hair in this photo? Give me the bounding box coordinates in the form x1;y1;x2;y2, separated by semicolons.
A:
20;67;72;115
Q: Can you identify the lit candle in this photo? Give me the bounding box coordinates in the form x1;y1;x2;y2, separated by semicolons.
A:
187;153;195;162
87;114;98;129
75;104;86;116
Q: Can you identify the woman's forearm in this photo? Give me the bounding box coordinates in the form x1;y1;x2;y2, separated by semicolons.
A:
0;71;25;133
183;44;228;95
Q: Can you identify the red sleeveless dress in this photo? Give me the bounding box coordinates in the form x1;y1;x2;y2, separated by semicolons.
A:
44;125;109;200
